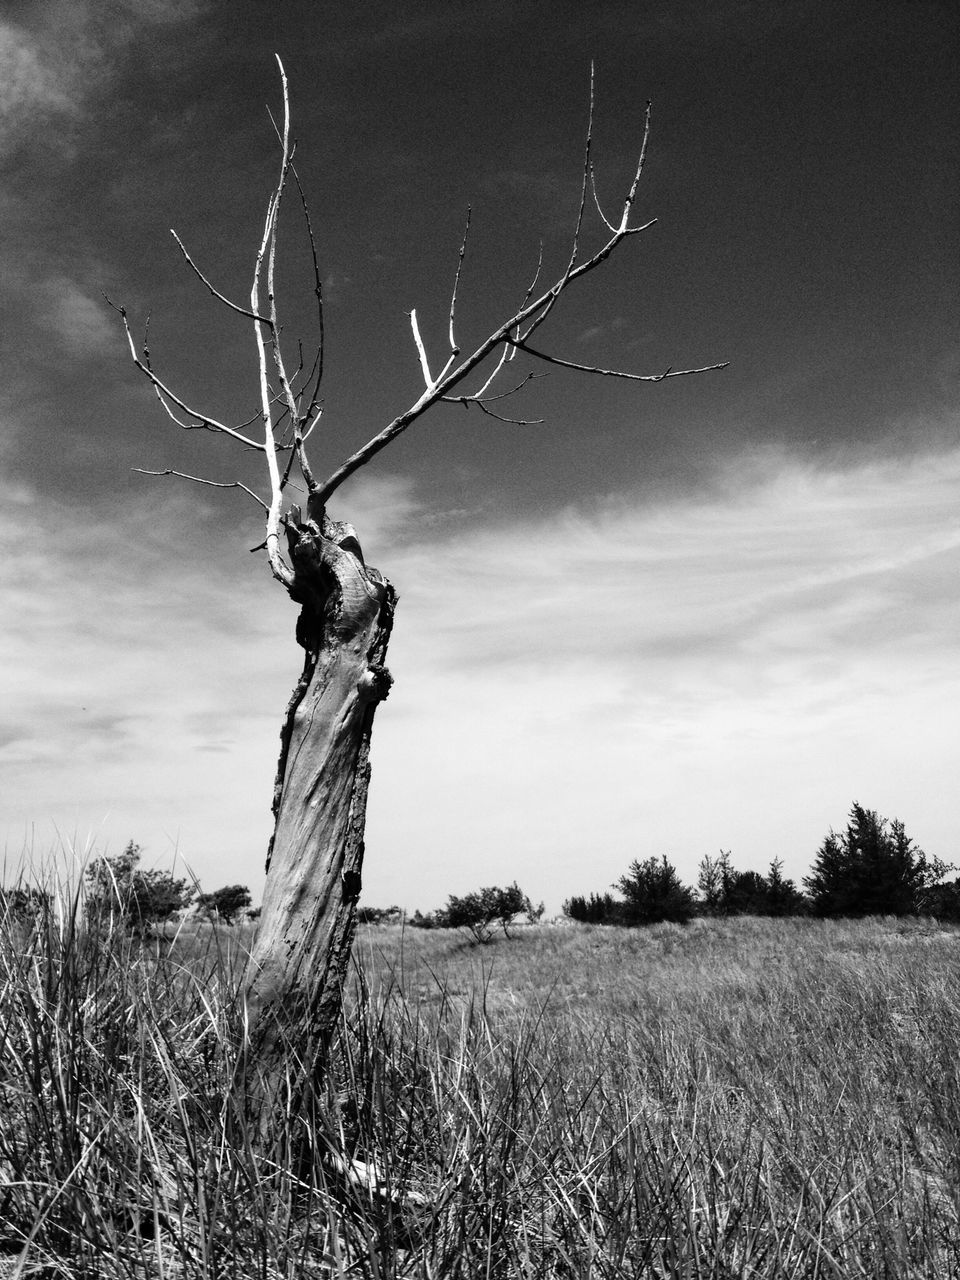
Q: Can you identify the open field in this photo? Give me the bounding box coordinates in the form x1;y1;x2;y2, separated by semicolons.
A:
1;904;958;1277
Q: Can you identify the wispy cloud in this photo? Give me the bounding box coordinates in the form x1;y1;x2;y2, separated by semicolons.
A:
0;2;209;160
37;275;115;355
0;22;76;151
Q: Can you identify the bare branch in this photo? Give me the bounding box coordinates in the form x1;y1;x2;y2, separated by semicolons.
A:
620;99;652;232
409;309;433;388
266;169;318;493
567;61;595;274
290;165;325;418
251;54;295;587
121;67;726;566
509;339;730;381
170;231;270;323
519;66;596;346
313;206;691;502
448;206;471;354
134;467;269;510
589;164;616;233
104;296;267;451
442;369;546;408
473;401;545;426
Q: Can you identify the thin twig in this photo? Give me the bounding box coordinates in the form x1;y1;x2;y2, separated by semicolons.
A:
620;99;652;232
133;468;269;510
509;339;729;381
291;165;325;420
170;231;270;323
442;370;545;407
251;55;294;587
104;296;267;451
474;401;545;425
448;206;471;354
589;164;616;233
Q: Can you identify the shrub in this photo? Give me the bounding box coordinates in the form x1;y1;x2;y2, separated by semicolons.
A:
0;885;51;925
696;853;806;917
923;878;960;922
437;882;533;943
804;804;951;918
563;891;620;924
617;855;695;926
196;884;252;925
84;841;194;936
355;905;403;925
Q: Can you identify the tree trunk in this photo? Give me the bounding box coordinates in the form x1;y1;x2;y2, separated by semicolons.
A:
244;497;396;1070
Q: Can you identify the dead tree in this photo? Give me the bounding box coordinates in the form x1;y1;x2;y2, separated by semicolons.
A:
113;59;726;1073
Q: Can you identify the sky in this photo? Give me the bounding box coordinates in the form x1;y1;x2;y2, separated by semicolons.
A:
1;0;958;912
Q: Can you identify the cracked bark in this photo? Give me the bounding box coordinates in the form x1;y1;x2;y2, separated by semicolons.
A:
244;496;396;1068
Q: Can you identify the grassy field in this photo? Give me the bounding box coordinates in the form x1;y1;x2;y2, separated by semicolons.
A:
1;897;958;1277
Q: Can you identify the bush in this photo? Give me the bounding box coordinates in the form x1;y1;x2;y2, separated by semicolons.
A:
84;841;194;936
617;856;695;926
0;885;51;925
196;884;252;925
563;892;620;924
696;853;806;918
355;905;403;925
923;878;960;922
804;804;951;918
437;882;533;943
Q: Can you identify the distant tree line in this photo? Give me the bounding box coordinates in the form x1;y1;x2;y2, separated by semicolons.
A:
0;842;261;938
8;803;955;943
563;805;958;927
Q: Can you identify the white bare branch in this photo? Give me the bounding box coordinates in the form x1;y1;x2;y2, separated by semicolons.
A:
409;309;433;388
134;468;269;510
106;297;267;451
170;231;269;323
508;340;730;382
121;65;726;582
589;164;616;233
448;206;471;354
314;184;710;503
251;54;294;588
620;99;653;232
473;400;545;426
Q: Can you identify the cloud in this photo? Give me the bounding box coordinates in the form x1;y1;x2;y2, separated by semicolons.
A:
0;22;75;148
3;441;960;909
37;275;115;355
0;2;209;160
358;444;960;904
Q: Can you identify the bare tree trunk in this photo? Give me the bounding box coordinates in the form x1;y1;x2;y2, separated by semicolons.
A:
244;498;395;1066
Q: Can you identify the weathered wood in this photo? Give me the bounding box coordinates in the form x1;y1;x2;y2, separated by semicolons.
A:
244;502;395;1064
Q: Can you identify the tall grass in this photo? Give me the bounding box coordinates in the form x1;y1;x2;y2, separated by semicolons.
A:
1;876;958;1277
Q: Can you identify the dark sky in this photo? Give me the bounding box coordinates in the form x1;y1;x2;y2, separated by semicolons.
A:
2;0;958;906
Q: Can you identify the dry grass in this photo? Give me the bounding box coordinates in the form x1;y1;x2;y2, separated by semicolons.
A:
1;882;958;1278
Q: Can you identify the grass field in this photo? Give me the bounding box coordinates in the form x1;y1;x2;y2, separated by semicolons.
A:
1;896;958;1277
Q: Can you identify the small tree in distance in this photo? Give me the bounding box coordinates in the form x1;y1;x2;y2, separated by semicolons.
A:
805;804;951;918
696;851;806;917
765;857;807;916
617;856;695;926
563;891;620;924
439;883;534;944
84;842;194;937
197;884;252;925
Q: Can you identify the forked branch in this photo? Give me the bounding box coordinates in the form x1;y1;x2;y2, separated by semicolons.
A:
117;62;727;578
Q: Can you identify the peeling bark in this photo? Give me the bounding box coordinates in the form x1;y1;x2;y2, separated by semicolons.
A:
244;498;395;1066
